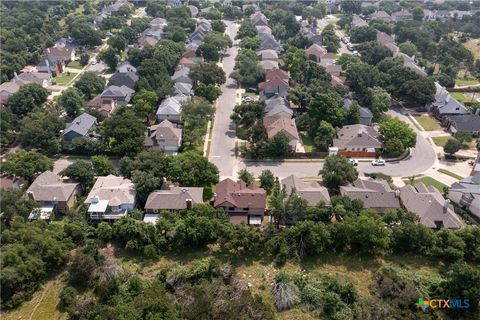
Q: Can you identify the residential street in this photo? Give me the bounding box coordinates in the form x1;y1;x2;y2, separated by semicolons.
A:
208;21;240;179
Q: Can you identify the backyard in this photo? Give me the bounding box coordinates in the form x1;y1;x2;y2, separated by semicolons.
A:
403;176;448;191
413;115;441;131
300;132;314;152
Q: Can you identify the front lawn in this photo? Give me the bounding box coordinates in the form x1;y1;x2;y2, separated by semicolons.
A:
432;136;451;147
67;60;83;69
300;132;314;152
54;72;78;85
413;116;441;131
403;176;448;192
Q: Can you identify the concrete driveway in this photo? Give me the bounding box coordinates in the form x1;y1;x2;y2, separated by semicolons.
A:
208;21;240;179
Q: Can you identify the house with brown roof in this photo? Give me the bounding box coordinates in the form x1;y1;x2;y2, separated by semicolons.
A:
369;11;392;22
27;171;81;218
144;120;182;153
259;76;289;99
213;178;266;226
264;116;299;151
376;31;399;55
257;49;278;61
87;98;117;118
85;175;136;221
340;178;401;213
333;124;382;152
400;183;463;229
306;43;327;63
351;14;368;28
266;69;289;83
145;186;203;213
281;175;331;206
391;9;413;22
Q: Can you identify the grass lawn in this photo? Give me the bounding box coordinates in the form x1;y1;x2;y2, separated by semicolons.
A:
432;136;452;147
300;132;314;152
3;276;67;320
437;168;464;180
403;176;448;191
449;92;469;102
54;72;78;85
413;116;441;131
67;61;83;69
465;38;480;59
455;69;480;86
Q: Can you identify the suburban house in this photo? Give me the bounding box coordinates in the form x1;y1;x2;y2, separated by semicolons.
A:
369;11;391;22
17;71;51;88
331;75;347;88
145;186;203;213
109;71;139;90
172;67;193;85
0;77;30;105
259;76;289;99
174;82;193;96
430;83;469;121
397;52;427;77
257;49;279;61
264;96;293;119
251;12;269;26
400;183;464;229
343;98;373;126
0;175;27;190
351;14;368;28
144;120;182;153
391;9;413;22
333;124;382;153
63;113;97;141
448;172;480;219
258;35;282;53
214;178;267;226
445;113;480;135
376;31;399;55
301;26;322;45
27;171;81;218
117;61;137;73
37;46;76;76
156;96;182;122
85;175;136;221
306;43;327;63
264;116;299;151
266;69;289;83
95;85;135;105
187;5;199;17
340;178;401;213
182;47;197;59
281;175;331;206
325;64;342;77
150;17;168;29
178;56;203;69
87;98;117;118
256;25;272;35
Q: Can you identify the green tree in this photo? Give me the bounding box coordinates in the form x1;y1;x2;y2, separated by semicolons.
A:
100;109;146;155
79;53;90;66
379;117;416;149
219;223;264;253
107;35;127;53
0;108;16;148
211;20;226;33
344;211;391;256
349;26;377;43
1;150;53;183
230;49;265;86
20;108;63;155
340;0;361;14
443;138;462;156
164;25;187;42
133;89;158;121
196;43;220;61
0;188;37;223
384;137;404;157
91;155;117;176
69;252;97;285
399;78;436;107
100;47;119;70
399;41;418;57
194;84;221;102
8;83;48;117
131;170;162;203
320;155;358;190
307;92;346;128
346;62;385;96
191;62;226;86
239;36;260;50
203;31;232;52
57;88;85;119
314;120;336;151
321;24;340;53
259;170;275;194
74;72;106;99
238;169;254;186
365;86;391;119
236;20;257;39
411;7;424;21
60;160;94;190
266;133;290;157
171;151;219;187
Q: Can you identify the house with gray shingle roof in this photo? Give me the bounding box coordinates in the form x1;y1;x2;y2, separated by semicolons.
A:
250;12;268;26
117;61;137;73
281;175;330;206
446;113;480;135
144;120;182;153
109;71;139;90
340;178;401;213
351;14;368;28
156;96;182;122
172;67;193;85
97;85;135;105
145;186;203;213
63;113;97;141
448;172;480;218
333;124;382;152
27;171;81;216
400;183;464;229
430;83;469;121
174;82;193;96
343;99;373;125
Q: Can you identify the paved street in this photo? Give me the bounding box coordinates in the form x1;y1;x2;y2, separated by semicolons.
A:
208;21;240;179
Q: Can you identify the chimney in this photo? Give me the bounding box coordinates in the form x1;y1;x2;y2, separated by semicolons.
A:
27;191;34;200
394;189;400;198
14;72;18;79
357;128;363;137
443;199;450;213
91;195;99;204
186;198;192;209
147;126;151;136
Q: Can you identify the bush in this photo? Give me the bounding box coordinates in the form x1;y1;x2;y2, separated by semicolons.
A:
59;286;78;311
143;244;159;259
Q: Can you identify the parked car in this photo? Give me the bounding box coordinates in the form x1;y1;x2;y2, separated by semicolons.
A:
371;159;386;166
241;96;254;102
416;107;428;112
347;45;353;51
246;87;258;93
105;32;113;37
349;159;359;166
353;50;359;55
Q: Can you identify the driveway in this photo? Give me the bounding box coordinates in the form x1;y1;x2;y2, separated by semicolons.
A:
208;21;240;179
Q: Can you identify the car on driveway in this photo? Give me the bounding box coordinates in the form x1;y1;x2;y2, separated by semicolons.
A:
371;159;386;166
349;159;358;166
241;96;254;102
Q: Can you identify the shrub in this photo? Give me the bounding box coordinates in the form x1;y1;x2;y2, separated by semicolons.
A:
59;286;78;311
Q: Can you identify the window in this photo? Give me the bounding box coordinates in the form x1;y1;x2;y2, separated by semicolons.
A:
229;207;235;210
